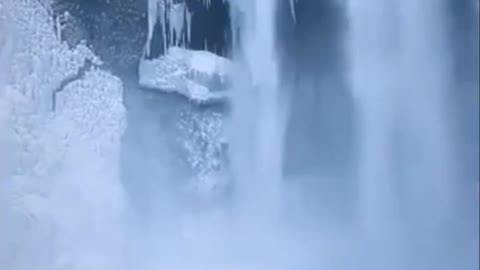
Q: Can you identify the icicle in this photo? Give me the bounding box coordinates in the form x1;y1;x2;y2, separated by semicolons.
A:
146;0;196;55
146;0;159;56
171;3;186;46
186;8;192;45
289;0;298;23
160;2;167;52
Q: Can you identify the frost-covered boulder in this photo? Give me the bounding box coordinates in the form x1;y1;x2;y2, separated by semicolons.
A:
139;46;231;102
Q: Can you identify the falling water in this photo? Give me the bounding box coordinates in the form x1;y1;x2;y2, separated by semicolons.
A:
229;0;287;220
348;0;400;225
348;0;460;268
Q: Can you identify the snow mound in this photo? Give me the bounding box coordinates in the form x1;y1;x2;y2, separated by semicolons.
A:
139;47;231;102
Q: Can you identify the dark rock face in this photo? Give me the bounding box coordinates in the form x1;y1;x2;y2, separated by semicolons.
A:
185;0;231;56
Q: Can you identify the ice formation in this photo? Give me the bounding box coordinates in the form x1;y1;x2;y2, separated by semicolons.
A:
139;46;231;102
0;1;126;269
146;0;236;56
146;0;193;56
186;6;193;42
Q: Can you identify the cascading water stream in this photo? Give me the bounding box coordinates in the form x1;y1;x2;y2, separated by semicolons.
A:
348;0;401;258
348;0;458;267
229;0;288;221
397;0;456;219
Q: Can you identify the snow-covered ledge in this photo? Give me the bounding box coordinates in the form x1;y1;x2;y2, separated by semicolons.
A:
139;47;231;103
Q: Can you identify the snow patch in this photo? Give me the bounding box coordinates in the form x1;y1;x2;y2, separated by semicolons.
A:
139;46;231;102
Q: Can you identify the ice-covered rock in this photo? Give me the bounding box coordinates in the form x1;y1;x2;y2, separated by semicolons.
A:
1;1;126;269
139;46;231;103
48;69;126;270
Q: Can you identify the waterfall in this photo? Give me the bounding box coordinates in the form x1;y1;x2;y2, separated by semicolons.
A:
228;0;288;220
348;0;458;267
